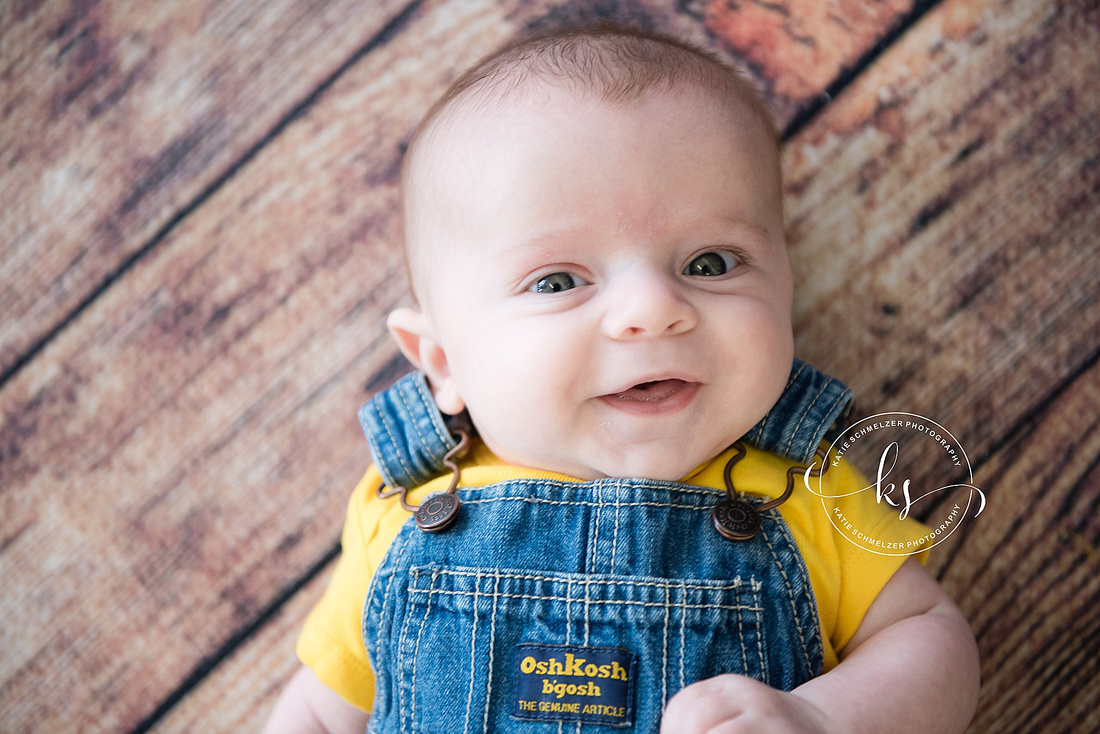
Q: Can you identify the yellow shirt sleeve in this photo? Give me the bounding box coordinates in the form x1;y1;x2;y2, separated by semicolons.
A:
779;454;931;669
296;467;385;711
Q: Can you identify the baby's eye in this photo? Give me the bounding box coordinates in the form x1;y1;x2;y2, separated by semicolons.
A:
530;272;586;293
683;251;738;277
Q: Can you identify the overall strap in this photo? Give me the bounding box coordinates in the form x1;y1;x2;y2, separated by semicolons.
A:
357;371;458;490
743;357;853;464
358;358;852;485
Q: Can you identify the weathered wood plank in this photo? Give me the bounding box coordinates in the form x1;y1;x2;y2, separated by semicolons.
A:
150;565;335;733
925;356;1100;732
782;0;1100;461
0;1;935;731
703;0;917;123
775;0;1100;726
0;0;413;378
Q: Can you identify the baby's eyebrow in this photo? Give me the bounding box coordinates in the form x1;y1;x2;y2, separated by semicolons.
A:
493;229;584;267
702;215;775;243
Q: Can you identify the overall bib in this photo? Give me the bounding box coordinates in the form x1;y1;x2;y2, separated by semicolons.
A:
360;359;852;733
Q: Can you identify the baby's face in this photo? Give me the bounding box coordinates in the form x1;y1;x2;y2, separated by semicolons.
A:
398;87;793;480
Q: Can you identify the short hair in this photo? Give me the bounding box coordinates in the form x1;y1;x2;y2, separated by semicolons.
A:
399;25;780;299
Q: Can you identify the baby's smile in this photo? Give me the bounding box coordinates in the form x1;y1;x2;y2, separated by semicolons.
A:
599;379;700;415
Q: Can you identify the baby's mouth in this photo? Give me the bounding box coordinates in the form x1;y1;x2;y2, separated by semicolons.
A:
608;379;689;403
599;379;698;415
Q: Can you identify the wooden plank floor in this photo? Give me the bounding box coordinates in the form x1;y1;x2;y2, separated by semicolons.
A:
2;0;1097;731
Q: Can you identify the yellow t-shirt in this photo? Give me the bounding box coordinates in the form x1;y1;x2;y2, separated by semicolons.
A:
297;441;928;711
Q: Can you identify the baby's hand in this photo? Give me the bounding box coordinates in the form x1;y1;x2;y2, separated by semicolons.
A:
660;674;834;734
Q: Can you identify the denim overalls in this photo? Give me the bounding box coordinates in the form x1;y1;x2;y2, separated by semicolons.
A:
359;359;852;733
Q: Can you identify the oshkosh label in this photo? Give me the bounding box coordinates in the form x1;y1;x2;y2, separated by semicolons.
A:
511;643;636;726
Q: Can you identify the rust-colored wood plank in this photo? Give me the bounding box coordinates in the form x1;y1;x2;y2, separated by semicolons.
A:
926;357;1100;733
703;0;917;123
0;1;943;731
0;0;413;378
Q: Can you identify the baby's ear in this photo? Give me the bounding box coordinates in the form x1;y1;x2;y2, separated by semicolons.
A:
386;307;465;415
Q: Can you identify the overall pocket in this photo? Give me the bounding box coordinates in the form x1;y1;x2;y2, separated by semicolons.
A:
392;564;765;734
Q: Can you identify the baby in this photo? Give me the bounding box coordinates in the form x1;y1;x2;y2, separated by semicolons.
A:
265;26;979;734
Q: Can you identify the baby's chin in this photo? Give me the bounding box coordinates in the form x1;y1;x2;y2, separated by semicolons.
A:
508;446;720;483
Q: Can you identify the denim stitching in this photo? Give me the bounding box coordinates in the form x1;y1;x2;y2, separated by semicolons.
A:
418;568;751;592
373;397;415;487
810;390;848;454
397;568;419;734
408;588;761;612
566;577;573;645
462;479;722;498
760;522;813;671
483;571;500;733
783;386;823;459
365;528;413;720
756;360;806;450
584;577;592;645
463;568;480;734
579;580;592;734
397;386;433;466
464;496;716;512
661;580;670;707
592;485;601;575
410;569;438;732
370;528;412;635
612;481;621;575
679;580;687;690
775;505;824;676
412;374;453;448
733;575;749;676
753;585;767;682
562;577;570;734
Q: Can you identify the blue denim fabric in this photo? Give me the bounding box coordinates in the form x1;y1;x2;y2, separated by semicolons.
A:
741;358;853;464
359;372;460;490
356;356;844;730
364;479;822;733
357;359;850;732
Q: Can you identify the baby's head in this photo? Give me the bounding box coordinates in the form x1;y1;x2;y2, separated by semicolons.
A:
387;27;794;481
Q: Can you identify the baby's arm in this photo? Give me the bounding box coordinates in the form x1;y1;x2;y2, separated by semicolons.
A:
261;666;369;734
661;557;980;733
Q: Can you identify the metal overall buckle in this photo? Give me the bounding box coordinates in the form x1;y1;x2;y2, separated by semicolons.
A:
712;441;831;541
376;429;471;533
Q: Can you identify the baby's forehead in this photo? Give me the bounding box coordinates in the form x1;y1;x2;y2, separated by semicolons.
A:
412;78;774;194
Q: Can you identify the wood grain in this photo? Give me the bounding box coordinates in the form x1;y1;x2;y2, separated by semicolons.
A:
149;564;335;733
147;0;1099;729
1;0;1096;731
782;0;1099;463
704;0;917;122
927;355;1100;732
0;1;933;731
776;0;1100;726
0;0;414;378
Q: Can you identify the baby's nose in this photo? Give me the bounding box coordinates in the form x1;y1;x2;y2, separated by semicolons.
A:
600;274;698;340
